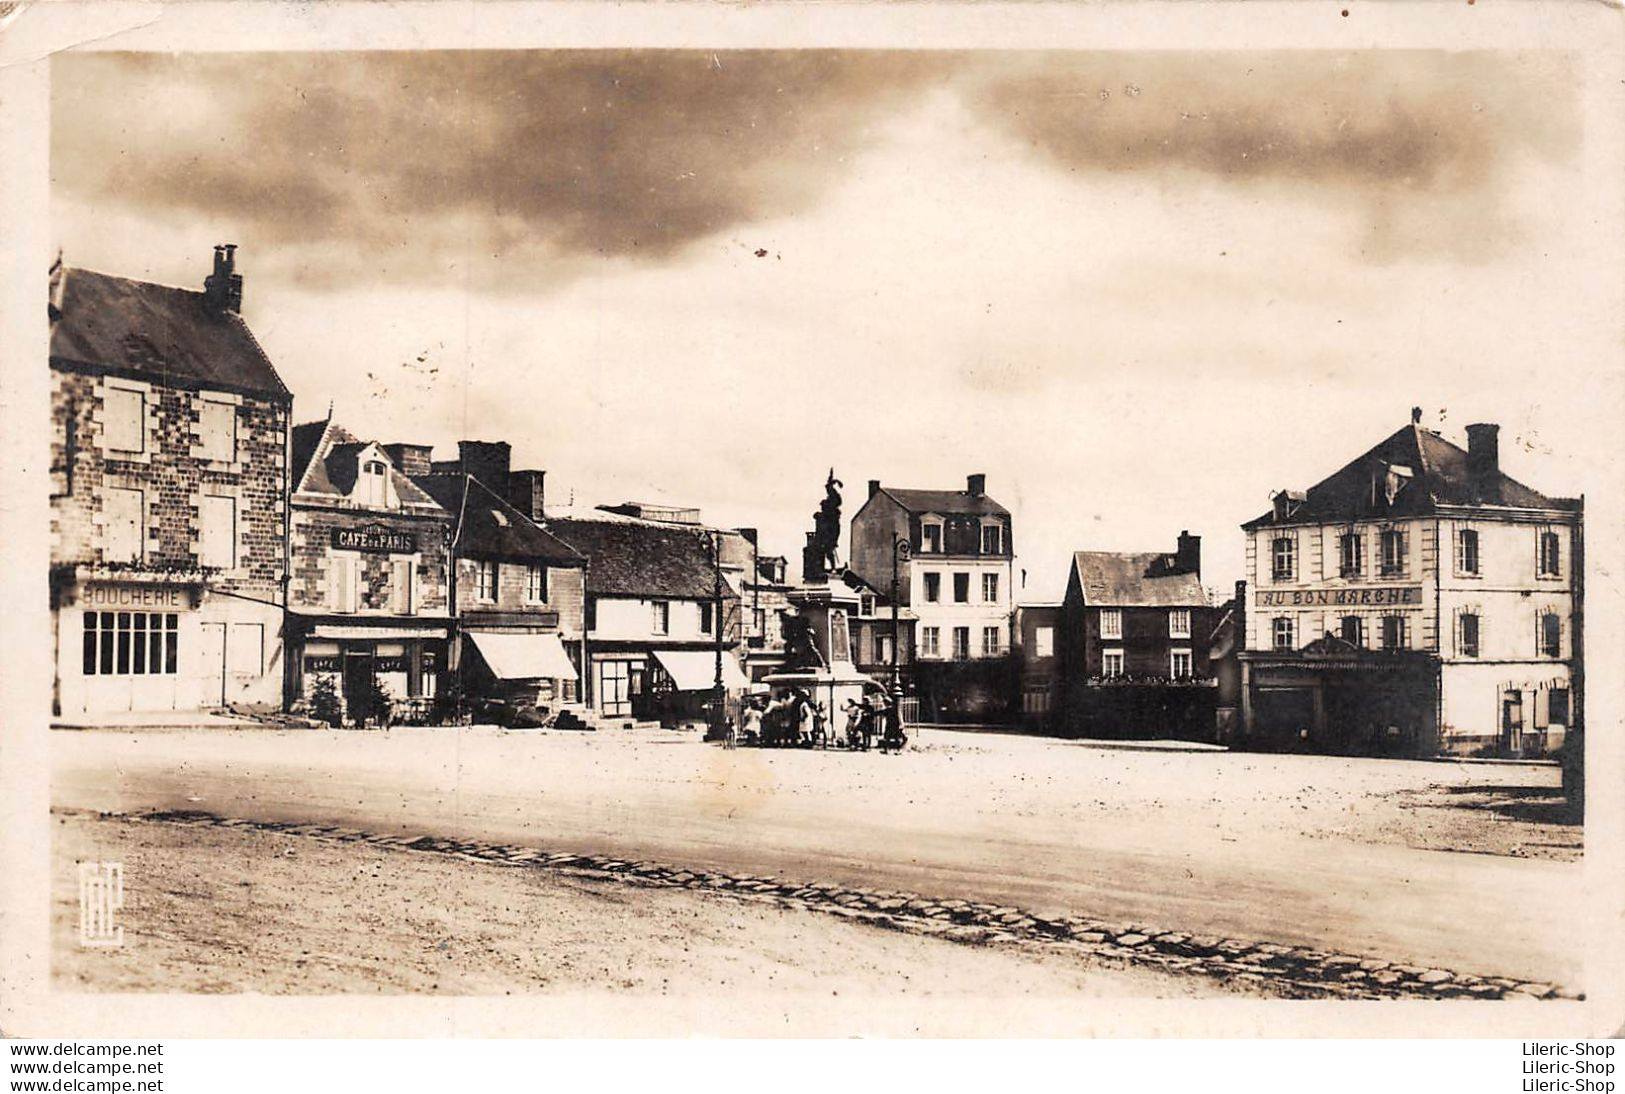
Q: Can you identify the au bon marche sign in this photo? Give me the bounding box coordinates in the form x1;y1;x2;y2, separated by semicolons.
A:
1256;585;1423;609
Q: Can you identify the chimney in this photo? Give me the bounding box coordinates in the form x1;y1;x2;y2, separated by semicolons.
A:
383;443;432;478
202;243;243;315
1465;423;1501;502
456;440;511;492
868;479;881;499
737;527;759;547
1234;579;1247;652
1411;406;1423;426
967;473;986;497
1176;530;1201;577
505;469;546;522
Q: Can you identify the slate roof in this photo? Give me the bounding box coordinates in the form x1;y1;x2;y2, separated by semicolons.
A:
547;517;737;600
413;473;584;566
48;266;290;399
876;487;1009;518
1072;551;1209;608
291;418;443;512
1242;423;1579;530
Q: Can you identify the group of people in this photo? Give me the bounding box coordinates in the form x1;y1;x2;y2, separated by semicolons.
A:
728;688;905;753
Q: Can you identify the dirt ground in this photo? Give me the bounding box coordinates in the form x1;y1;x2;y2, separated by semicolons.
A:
52;811;1263;999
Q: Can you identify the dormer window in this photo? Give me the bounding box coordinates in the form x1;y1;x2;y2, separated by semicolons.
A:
361;459;389;508
920;520;943;554
980;523;1004;555
859;593;876;616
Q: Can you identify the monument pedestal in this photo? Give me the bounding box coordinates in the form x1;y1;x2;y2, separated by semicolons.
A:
761;576;879;722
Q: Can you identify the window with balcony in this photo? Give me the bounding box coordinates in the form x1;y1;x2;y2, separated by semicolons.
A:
1272;616;1294;651
1169;608;1191;638
1380;529;1407;577
1456;528;1480;576
1338;531;1363;578
1272;536;1296;581
1100;609;1122;640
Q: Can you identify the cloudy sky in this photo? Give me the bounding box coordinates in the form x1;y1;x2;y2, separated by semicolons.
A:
51;50;1608;598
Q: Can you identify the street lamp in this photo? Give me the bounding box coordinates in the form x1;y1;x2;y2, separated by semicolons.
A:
703;527;727;742
890;533;910;699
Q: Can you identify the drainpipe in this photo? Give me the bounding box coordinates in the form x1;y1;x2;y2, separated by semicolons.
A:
281;401;294;712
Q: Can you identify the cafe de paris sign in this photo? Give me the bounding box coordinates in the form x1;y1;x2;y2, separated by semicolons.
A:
331;526;419;554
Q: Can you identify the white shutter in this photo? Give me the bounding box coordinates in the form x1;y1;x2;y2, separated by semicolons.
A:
104;386;145;452
200;495;236;568
104;488;144;562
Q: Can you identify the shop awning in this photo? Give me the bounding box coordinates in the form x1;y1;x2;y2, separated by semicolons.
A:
652;649;750;692
468;631;578;680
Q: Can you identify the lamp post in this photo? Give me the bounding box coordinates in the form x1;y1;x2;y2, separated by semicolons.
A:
890;533;910;699
705;527;727;742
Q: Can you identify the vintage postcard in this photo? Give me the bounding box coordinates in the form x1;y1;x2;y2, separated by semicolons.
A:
1;0;1621;1044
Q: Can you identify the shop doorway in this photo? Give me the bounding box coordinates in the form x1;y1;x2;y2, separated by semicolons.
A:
1502;689;1525;753
199;621;227;708
343;650;375;725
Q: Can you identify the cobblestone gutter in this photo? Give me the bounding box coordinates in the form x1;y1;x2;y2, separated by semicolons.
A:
116;809;1576;1001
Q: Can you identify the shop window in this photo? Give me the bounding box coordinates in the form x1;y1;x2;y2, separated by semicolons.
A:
1381;615;1407;651
923;572;941;603
200;495;237;569
1100;609;1123;640
1272;616;1294;651
1272;536;1296;581
1340;616;1364;648
1539;613;1562;658
83;611;177;675
1458;613;1480;658
199;397;237;462
1380;529;1407;577
103;488;144;563
1102;649;1125;677
1169;608;1191;638
1456;528;1480;576
1538;531;1562;578
103;385;145;453
1338;532;1363;578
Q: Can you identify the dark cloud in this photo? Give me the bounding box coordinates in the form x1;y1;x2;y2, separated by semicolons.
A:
52;50;1577;287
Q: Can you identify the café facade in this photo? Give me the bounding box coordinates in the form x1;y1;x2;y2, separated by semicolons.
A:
285;417;456;724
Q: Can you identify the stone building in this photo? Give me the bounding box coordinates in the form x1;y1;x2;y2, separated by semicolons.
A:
286;415;455;724
48;247;292;716
1013;602;1061;728
547;507;748;723
1056;533;1218;740
411;453;587;716
1238;412;1584;757
848;474;1015;721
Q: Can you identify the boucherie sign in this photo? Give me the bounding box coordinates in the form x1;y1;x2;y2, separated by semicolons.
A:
1257;585;1423;608
331;526;418;554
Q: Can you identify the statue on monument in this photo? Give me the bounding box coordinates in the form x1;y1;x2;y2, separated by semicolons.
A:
803;469;844;582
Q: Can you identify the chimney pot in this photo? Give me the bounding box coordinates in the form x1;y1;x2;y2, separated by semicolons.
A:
1411;406;1423;425
1176;530;1201;578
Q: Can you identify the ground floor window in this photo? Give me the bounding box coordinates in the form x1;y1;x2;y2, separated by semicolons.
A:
598;659;641;716
1381;615;1408;651
1170;648;1193;678
1339;615;1364;648
1548;687;1571;726
83;611;177;675
1101;648;1124;677
982;626;1000;657
952;627;969;660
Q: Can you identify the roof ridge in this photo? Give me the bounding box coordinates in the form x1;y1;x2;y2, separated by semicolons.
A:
62;264;203;298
